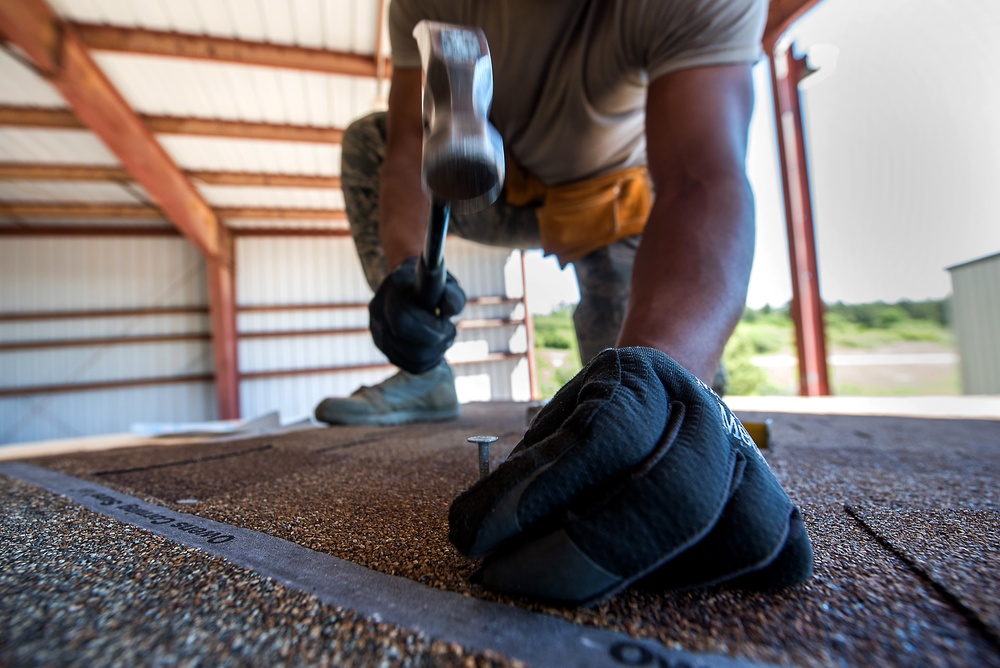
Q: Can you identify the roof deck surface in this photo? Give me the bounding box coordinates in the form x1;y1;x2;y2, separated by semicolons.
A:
2;402;998;667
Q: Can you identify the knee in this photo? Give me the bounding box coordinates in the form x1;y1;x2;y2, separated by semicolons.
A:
341;111;388;176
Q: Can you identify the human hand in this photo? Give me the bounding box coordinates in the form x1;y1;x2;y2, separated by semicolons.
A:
369;256;466;374
448;346;812;604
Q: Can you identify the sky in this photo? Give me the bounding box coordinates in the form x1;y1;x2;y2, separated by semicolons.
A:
525;0;1000;313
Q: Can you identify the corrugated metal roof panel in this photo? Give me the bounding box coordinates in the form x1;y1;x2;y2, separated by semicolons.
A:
225;0;266;41
93;53;379;126
0;51;66;107
198;185;343;209
0;181;143;204
159;135;340;174
50;0;380;53
46;0;113;24
0;129;119;165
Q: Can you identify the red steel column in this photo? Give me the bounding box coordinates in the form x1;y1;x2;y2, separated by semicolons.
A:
207;229;240;419
769;44;831;396
520;252;540;402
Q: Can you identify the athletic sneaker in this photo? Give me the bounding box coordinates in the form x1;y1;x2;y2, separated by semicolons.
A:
314;361;460;426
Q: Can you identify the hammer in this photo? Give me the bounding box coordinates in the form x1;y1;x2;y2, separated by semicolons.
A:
412;21;505;312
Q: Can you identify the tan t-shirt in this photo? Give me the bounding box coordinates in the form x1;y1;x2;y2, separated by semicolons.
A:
390;0;767;186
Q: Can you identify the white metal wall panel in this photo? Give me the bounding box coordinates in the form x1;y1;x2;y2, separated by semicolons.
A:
0;383;214;446
234;236;531;421
236;236;371;305
453;358;531;404
1;342;211;389
200;185;345;209
0;238;205;311
949;253;1000;394
452;326;525;358
239;308;367;334
0;237;213;444
241;367;391;424
239;332;379;374
447;241;524;297
160;136;340;176
0;129;119;165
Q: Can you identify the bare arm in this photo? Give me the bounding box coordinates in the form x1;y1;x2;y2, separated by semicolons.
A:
381;67;430;271
616;64;756;382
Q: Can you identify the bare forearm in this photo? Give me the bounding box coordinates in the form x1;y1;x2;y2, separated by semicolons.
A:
617;174;755;381
379;153;429;271
381;68;430;272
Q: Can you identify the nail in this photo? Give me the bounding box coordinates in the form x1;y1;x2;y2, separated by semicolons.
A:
467;435;499;480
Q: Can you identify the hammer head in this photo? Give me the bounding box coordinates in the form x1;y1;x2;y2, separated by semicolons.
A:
413;21;505;213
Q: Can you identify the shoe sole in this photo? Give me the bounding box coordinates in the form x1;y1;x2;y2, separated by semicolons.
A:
319;406;461;427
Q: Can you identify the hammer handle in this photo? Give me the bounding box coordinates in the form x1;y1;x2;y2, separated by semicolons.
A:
414;199;451;313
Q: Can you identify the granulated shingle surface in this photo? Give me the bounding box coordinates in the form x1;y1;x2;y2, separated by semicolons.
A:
0;476;517;667
4;402;999;667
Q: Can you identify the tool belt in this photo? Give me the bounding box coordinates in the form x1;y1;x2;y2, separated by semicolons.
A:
505;155;653;266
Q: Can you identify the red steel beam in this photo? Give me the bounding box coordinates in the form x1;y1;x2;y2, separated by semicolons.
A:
0;0;60;74
61;34;223;258
764;0;825;51
769;45;830;396
0;0;240;417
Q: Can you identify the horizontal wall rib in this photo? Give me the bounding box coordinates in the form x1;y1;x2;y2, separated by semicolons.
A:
239;327;369;340
0;333;210;351
239;353;525;381
0;306;208;321
236;318;523;340
0;374;213;397
236;296;521;312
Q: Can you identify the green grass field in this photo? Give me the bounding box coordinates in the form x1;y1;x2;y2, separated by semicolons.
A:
533;299;957;397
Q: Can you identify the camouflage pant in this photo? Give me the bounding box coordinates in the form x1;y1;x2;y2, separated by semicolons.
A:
341;111;640;365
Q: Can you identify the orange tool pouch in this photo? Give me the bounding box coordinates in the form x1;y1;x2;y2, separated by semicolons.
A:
505;155;653;267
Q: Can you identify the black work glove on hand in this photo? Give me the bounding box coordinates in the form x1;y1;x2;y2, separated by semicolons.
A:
448;346;813;605
369;256;466;374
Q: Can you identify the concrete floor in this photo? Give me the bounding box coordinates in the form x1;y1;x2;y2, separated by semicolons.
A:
2;401;998;667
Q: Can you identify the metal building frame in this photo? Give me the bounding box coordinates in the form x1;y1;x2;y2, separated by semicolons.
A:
1;0;830;412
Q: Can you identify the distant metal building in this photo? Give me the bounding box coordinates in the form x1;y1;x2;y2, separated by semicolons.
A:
947;251;1000;395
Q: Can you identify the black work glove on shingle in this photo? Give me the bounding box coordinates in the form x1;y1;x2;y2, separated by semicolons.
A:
448;346;813;605
369;256;466;374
